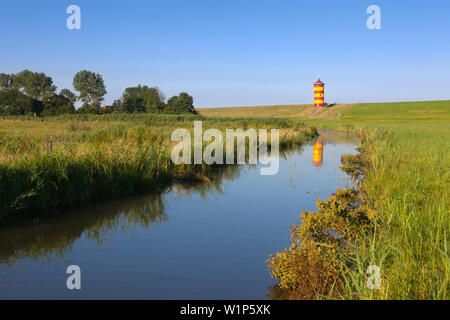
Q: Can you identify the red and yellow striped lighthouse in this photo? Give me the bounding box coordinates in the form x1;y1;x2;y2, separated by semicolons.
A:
314;78;325;107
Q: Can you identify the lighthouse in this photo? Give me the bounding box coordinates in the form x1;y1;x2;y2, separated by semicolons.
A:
314;78;325;107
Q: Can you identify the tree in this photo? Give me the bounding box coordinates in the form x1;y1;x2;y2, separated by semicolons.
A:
121;85;146;113
0;73;11;90
11;70;56;99
165;92;196;114
143;86;165;113
0;89;42;115
42;94;75;116
73;70;107;112
112;99;121;110
119;85;165;113
59;89;77;104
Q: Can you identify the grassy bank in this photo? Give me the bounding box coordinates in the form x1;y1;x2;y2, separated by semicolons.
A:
268;127;449;299
199;103;359;119
199;99;450;299
0;114;317;220
199;100;449;122
348;127;448;299
264;100;450;299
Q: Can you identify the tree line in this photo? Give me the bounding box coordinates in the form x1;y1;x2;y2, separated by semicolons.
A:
0;70;197;116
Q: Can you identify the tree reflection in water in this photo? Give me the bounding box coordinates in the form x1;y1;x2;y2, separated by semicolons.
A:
0;164;245;265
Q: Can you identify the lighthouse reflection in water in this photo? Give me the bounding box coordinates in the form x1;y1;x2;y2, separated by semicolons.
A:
313;138;324;167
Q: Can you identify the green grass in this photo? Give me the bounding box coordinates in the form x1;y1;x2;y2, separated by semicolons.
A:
337;126;449;299
341;100;450;121
265;100;449;299
0;114;317;220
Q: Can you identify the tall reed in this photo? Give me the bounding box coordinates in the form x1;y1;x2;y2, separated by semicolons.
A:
0;116;317;220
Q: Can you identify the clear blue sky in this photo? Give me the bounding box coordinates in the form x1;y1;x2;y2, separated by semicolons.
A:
1;0;449;108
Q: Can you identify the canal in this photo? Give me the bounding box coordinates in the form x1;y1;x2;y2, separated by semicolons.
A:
0;131;358;299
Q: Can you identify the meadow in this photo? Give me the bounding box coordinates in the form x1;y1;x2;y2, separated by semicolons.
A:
201;100;449;300
0;114;317;220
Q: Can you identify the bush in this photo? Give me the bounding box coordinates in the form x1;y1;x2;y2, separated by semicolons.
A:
42;94;75;116
267;188;371;299
76;103;101;114
165;92;197;114
0;89;42;115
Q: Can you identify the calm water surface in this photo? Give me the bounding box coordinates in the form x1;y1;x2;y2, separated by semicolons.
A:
0;131;358;299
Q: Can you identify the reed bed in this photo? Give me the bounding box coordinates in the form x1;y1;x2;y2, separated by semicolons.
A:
0;114;317;220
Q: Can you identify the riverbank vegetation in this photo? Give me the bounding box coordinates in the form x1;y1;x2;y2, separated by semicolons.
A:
265;100;449;299
0;163;247;265
0;114;317;221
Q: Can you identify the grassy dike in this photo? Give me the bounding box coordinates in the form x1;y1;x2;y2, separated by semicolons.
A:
267;100;449;299
0;114;317;221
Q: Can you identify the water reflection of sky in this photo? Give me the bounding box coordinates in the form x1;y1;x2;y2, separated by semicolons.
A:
0;131;358;300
